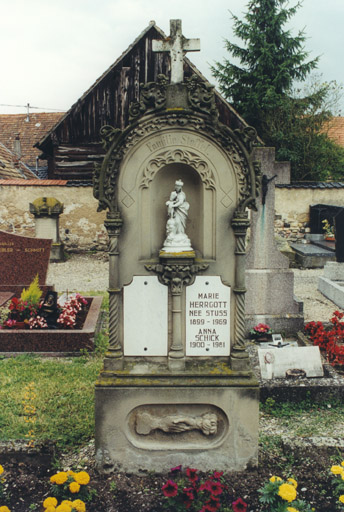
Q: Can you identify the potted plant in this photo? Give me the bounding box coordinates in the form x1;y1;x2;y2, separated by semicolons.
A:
249;323;273;342
322;219;335;241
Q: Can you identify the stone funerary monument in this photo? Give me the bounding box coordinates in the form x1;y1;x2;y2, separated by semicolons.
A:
94;20;260;473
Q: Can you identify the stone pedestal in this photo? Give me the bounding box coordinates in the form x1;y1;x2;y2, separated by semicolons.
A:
95;362;259;474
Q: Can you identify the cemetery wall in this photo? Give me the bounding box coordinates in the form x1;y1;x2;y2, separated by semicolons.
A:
0;183;343;250
275;186;344;241
0;184;107;252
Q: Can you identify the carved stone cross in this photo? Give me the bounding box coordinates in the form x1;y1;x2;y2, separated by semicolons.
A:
152;19;200;84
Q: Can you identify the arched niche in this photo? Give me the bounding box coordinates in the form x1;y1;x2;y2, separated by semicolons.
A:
148;163;203;258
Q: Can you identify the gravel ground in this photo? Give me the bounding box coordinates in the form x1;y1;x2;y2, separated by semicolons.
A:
47;253;339;323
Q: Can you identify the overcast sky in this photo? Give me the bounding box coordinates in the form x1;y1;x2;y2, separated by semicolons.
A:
1;0;343;115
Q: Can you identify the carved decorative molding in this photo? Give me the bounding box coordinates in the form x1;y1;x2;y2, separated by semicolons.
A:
94;78;261;214
140;149;216;190
145;262;209;294
129;75;168;121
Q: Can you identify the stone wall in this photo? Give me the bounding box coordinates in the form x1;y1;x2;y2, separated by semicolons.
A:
275;186;344;241
0;184;107;252
1;183;344;250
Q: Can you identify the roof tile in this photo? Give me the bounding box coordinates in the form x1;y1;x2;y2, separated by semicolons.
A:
0;112;63;167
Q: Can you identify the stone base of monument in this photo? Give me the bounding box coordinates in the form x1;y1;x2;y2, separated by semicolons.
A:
50;242;65;262
0;296;102;354
95;361;259;474
245;269;304;335
318;262;344;309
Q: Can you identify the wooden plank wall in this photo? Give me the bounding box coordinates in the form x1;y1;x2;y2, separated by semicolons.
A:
44;26;245;180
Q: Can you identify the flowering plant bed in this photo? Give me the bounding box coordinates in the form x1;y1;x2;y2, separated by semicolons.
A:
305;310;344;366
0;296;102;353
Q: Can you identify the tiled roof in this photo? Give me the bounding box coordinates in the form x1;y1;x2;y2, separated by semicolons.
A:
326;116;344;147
277;182;344;189
0;112;64;167
0;143;37;179
0;178;67;185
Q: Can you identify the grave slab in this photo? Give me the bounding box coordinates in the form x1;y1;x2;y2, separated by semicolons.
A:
318;276;344;309
290;242;336;268
258;346;323;379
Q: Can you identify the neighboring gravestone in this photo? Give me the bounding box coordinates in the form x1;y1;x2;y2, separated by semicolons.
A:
29;197;64;262
0;230;52;295
335;208;344;263
94;19;260;474
318;208;344;307
245;147;304;334
258;346;323;379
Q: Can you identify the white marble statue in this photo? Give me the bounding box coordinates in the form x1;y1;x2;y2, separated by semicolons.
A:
162;180;193;253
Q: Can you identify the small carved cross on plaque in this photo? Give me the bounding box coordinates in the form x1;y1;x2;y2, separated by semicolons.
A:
152;19;200;84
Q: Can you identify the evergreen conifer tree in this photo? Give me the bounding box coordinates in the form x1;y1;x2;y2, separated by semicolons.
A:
212;0;344;180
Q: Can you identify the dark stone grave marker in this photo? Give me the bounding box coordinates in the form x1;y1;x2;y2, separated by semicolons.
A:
335;209;344;263
0;230;52;296
310;204;343;234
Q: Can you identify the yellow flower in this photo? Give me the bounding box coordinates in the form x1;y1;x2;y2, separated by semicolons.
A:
278;483;297;502
61;501;73;507
67;470;76;477
0;465;4;475
73;471;90;485
339;495;344;504
72;500;86;512
43;497;58;509
0;507;11;512
69;481;81;493
341;461;344;467
287;478;298;489
269;475;282;483
330;465;343;475
50;471;68;485
45;508;56;512
287;508;299;512
56;505;72;512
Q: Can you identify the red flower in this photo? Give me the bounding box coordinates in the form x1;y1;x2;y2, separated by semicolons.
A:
212;471;223;480
162;480;178;497
182;487;195;508
207;480;223;496
186;468;198;482
232;497;248;512
205;495;221;511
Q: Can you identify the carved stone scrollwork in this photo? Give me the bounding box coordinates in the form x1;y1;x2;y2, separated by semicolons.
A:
145;263;209;294
135;411;218;436
185;75;218;121
140;149;216;191
129;75;168;121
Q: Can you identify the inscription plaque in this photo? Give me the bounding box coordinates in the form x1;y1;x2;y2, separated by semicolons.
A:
124;276;168;356
186;276;230;356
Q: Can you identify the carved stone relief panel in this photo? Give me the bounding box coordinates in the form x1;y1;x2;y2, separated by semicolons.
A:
126;403;228;450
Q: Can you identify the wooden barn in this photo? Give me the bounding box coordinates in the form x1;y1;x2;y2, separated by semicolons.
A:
36;21;249;181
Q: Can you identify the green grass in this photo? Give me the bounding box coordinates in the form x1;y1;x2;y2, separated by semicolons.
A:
0;354;103;449
260;396;344;438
